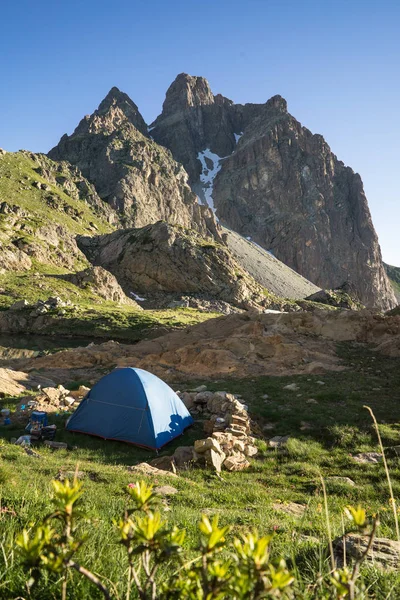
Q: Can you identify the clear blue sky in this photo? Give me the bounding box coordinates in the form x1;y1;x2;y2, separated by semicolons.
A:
1;0;399;265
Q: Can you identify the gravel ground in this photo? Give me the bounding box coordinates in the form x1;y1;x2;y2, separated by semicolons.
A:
223;227;320;299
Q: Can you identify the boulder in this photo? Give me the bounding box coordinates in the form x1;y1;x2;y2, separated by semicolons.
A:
0;368;55;397
273;502;306;518
128;463;178;478
223;455;250;472
194;391;214;404
326;476;356;487
150;455;176;473
269;435;290;448
44;441;68;450
179;392;195;410
334;534;400;570
352;452;382;464
154;485;178;496
194;437;223;455
172;446;195;468
204;448;225;473
10;299;30;310
244;445;258;457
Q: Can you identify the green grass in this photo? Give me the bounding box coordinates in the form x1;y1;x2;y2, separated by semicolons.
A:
0;151;112;236
0;341;400;597
0;261;220;341
384;262;400;303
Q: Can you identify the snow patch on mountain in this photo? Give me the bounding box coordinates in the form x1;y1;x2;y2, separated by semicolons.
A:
196;148;224;216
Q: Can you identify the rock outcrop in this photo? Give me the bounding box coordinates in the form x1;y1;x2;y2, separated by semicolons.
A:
151;74;395;311
17;308;400;384
0;150;114;273
77;221;268;310
63;266;139;306
48;86;218;237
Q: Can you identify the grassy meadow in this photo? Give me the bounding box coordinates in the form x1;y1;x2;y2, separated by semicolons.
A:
0;341;400;598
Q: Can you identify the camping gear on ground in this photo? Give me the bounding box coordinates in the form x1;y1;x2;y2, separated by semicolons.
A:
66;367;193;449
1;409;10;425
15;435;31;446
41;424;57;441
26;411;48;440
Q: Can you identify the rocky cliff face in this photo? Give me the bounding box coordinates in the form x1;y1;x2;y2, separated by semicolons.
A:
150;74;396;311
77;221;269;310
48;87;218;238
150;74;265;184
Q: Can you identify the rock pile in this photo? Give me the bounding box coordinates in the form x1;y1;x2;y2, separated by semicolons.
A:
151;389;258;474
10;296;74;316
14;384;89;417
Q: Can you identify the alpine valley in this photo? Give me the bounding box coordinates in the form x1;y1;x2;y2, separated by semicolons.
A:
2;73;400;600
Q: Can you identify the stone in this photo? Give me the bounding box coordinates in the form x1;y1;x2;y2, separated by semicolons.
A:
179;392;195;410
203;419;215;435
212;432;233;444
42;387;65;404
300;421;313;431
63;396;76;406
263;423;275;431
233;440;245;452
194;391;214;404
10;299;29;310
172;446;195;468
225;427;247;438
223;455;251;472
44;441;68;449
205;448;225;473
334;534;400;570
193;385;208;392
284;383;299;391
194;437;223;455
244;445;258;457
326;476;356;487
269;435;290;448
352;452;382;464
154;485;178;496
0;368;55;397
64;266;137;306
150;456;176;473
69;385;90;400
230;414;250;428
206;395;227;414
128;463;178;478
273;502;306;518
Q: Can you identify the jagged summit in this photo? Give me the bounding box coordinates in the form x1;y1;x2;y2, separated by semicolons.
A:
161;73;215;115
149;74;395;310
46;74;396;310
48;87;218;236
265;94;288;112
63;86;149;138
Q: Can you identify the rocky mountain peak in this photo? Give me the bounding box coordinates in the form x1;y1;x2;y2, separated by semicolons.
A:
72;87;148;138
265;94;288;113
160;73;215;116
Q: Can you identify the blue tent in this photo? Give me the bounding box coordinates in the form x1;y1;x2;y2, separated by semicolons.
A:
66;367;193;449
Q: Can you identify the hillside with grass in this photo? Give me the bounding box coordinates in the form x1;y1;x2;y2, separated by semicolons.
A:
384;262;400;302
0;151;221;340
